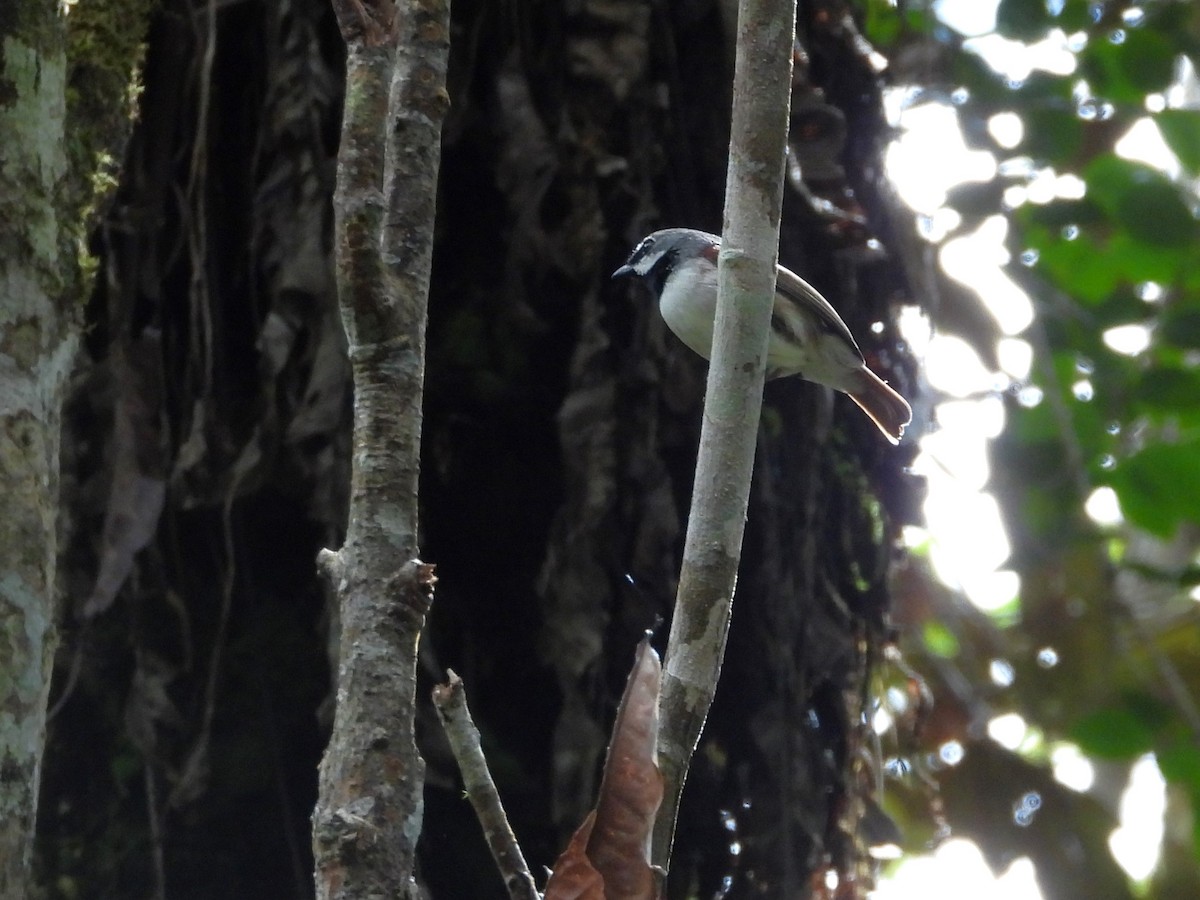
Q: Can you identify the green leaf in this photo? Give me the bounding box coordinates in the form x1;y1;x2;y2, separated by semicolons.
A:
1019;107;1083;164
905;6;933;33
1158;740;1200;791
1082;289;1150;326
1157;110;1200;174
1193;788;1200;866
1108;440;1200;536
863;0;901;46
1018;197;1105;230
954;53;1006;104
1005;398;1059;445
1056;0;1092;31
1084;155;1153;215
1134;367;1200;414
1117;183;1198;249
996;0;1052;41
1084;156;1198;249
1012;71;1075;103
1070;706;1156;759
922;621;960;658
1104;231;1193;283
1081;28;1177;104
1161;310;1200;349
1026;225;1119;303
1141;3;1200;55
1114;29;1178;95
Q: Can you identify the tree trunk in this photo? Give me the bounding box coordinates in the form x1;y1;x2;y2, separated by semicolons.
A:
0;9;73;894
2;0;151;892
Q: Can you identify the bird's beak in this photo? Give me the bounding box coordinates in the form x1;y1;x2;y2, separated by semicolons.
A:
612;264;635;279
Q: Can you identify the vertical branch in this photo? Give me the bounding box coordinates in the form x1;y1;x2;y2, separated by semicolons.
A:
653;0;797;870
312;0;450;897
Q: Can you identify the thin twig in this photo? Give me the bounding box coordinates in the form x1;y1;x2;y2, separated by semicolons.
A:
187;0;217;396
432;671;540;900
145;762;166;900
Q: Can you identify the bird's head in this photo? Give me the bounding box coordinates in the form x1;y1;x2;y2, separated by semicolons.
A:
612;228;719;294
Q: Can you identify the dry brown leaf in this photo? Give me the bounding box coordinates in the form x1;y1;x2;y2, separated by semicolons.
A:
546;638;664;899
585;636;663;899
544;811;603;900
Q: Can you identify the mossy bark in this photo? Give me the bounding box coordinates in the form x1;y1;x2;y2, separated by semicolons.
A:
0;8;73;896
1;1;148;893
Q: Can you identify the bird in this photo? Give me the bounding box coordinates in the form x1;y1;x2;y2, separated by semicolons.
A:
613;227;912;444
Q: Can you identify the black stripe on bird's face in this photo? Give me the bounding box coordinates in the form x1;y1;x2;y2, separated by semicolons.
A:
644;249;679;296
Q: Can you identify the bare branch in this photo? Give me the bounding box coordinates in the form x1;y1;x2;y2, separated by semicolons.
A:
433;671;541;900
311;0;450;896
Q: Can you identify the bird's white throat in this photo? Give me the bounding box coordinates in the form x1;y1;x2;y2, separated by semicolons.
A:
658;256;719;359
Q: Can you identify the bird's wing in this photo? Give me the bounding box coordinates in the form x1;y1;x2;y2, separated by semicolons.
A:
775;264;862;358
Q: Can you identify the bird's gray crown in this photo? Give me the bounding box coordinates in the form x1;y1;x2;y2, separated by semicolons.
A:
622;228;718;277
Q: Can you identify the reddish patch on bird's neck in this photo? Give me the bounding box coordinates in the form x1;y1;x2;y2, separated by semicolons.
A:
701;242;719;263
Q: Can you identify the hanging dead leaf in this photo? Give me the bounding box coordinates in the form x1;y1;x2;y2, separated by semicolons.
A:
545;637;664;900
586;636;663;899
544;812;604;900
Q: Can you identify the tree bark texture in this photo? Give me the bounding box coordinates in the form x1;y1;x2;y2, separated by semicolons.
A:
311;0;450;897
0;9;72;895
654;0;798;871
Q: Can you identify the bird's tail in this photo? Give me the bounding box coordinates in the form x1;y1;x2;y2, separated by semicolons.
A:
845;367;912;445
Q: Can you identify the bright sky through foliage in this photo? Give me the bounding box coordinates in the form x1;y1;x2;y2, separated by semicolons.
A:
1108;755;1167;881
877;0;1181;894
873;839;1044;900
